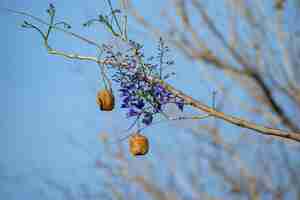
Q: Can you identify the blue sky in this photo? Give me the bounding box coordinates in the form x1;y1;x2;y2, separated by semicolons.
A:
0;1;120;199
0;1;204;199
1;0;299;199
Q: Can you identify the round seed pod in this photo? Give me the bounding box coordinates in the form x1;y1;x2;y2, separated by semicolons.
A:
96;89;115;111
129;133;149;156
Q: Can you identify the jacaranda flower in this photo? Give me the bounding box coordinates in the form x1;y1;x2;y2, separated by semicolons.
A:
105;38;184;126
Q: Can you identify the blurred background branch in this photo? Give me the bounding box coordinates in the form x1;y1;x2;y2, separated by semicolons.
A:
2;0;300;199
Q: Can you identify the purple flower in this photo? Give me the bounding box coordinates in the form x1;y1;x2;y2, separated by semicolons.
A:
107;38;184;126
134;100;145;109
153;85;164;96
142;113;153;125
119;88;130;97
121;96;131;108
176;101;184;111
127;108;139;117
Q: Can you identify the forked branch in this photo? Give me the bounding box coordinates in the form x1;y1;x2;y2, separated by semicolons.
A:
47;47;300;142
4;5;300;143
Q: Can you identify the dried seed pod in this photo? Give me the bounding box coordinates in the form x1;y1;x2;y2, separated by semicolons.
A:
129;133;149;156
96;89;115;111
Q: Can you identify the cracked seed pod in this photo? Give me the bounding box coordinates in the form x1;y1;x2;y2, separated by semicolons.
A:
129;133;149;156
96;89;115;111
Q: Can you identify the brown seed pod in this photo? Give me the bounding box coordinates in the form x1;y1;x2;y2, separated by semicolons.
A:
96;89;115;111
129;133;149;156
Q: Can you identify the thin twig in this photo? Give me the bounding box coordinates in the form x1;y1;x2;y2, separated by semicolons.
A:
1;7;102;50
4;6;300;143
28;43;300;143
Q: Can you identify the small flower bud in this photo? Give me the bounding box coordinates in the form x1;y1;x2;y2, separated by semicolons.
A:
129;133;149;156
96;89;115;111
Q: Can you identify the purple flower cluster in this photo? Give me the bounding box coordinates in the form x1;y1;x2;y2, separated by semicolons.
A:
115;70;184;125
106;39;184;125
